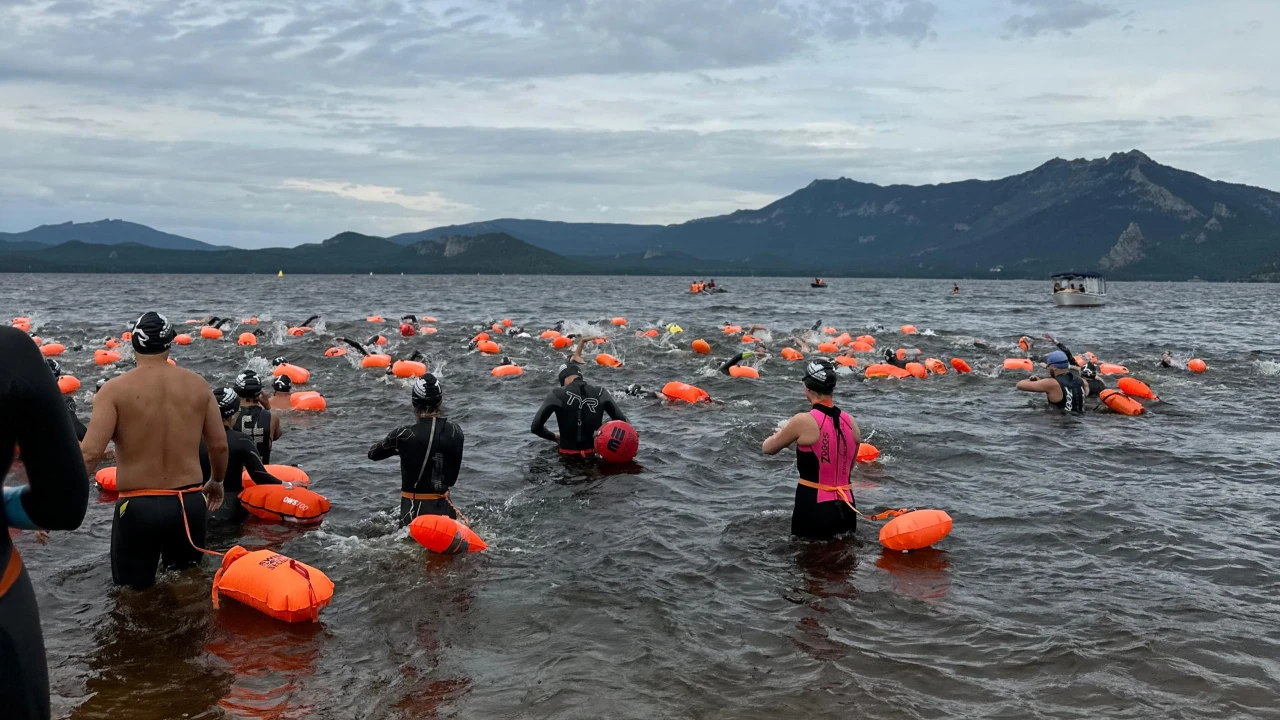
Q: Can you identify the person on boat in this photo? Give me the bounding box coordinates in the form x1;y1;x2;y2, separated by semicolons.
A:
530;360;628;458
1015;350;1084;413
813;278;825;287
232;370;281;463
1053;282;1063;293
267;375;293;411
368;375;466;525
2;325;89;720
80;311;229;589
761;359;860;540
209;388;284;527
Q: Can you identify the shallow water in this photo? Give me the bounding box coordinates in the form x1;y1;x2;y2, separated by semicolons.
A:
5;274;1280;719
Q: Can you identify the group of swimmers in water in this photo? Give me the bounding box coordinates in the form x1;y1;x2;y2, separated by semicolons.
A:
3;307;1195;719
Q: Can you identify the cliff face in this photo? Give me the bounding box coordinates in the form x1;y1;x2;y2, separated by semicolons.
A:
1099;223;1146;271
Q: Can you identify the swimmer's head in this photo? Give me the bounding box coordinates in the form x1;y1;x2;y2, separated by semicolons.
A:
1046;350;1071;370
130;311;175;355
272;375;292;393
95;378;108;393
558;362;582;385
214;387;241;420
803;358;837;396
45;358;61;377
271;356;287;367
234;370;263;398
412;374;443;412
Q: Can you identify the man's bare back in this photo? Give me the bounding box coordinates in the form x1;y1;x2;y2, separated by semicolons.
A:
82;355;229;502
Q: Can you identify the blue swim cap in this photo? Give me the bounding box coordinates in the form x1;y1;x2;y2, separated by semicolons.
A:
1046;350;1070;369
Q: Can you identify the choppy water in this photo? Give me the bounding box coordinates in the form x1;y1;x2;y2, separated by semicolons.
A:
5;274;1280;720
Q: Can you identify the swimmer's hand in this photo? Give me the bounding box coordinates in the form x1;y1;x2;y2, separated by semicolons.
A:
1028;375;1041;382
282;482;294;490
202;479;225;511
1042;333;1057;343
35;530;49;545
553;433;560;443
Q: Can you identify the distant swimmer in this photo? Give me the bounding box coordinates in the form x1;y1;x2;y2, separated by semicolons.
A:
268;375;293;411
232;370;281;463
1;325;89;720
210;388;283;526
399;314;419;337
1015;350;1084;414
717;351;757;375
1161;351;1175;369
952;284;961;295
368;375;466;524
530;360;628;458
882;348;909;369
80;311;229;589
761;359;861;540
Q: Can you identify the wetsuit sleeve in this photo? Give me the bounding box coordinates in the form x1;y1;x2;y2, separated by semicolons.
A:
530;393;559;441
600;389;628;423
2;327;89;531
443;423;464;489
368;426;410;461
717;354;745;375
235;435;281;486
1055;342;1081;367
67;399;88;442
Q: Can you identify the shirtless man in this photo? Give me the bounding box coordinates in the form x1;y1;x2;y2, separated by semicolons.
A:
80;311;229;589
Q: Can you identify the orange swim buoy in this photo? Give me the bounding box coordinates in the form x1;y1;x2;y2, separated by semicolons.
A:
879;509;953;551
472;332;490;344
925;358;946;375
242;465;311;488
273;364;310;385
241;317;259;325
780;347;804;361
212;546;334;623
856;443;880;463
850;341;874;353
237;332;257;346
492;364;523;377
422;316;438;323
728;365;759;378
1117;377;1158;400
689;339;711;355
392;360;427;379
200;327;223;340
904;362;927;379
1099;389;1144;416
723;325;742;335
12;319;32;333
491;323;503;333
834;333;852;347
325;347;347;357
502;318;512;328
856;335;876;346
611;317;627;327
864;364;911;379
644;329;659;338
1003;358;1034;372
540;330;561;340
409;515;487;554
290;392;327;412
660;381;710;403
371;335;387;346
94;349;122;366
822;327;838;336
39;343;65;357
57;375;81;395
834;356;859;368
105;338;119;349
366;315;384;323
595;353;623;368
901;325;918;335
1099;363;1129;376
477;340;501;355
361;354;392;369
552;336;572;349
592;338;607;345
817;342;839;354
950;358;972;373
287;327;311;337
94;467;117;492
121;332;132;342
175;333;192;346
420;327;438;335
239;484;330;526
1018;336;1032;352
1188;358;1207;374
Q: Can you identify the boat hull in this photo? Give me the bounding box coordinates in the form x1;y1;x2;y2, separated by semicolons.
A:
1053;292;1106;307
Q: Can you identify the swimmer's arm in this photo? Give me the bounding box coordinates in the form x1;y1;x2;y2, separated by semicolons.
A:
600;390;627;423
270;412;282;442
791;336;811;352
530;397;558;442
81;387;119;476
1015;378;1058;393
762;414;805;455
569;337;593;364
12;344;88;531
443;426;464;488
241;444;281;486
202;396;229;490
368;427;409;461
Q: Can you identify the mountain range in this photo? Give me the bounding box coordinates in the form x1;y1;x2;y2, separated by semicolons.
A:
4;151;1278;280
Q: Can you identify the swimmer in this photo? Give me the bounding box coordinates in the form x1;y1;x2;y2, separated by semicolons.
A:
1015;350;1084;413
80;311;229;589
399;315;418;337
1;326;89;720
530;360;628;457
267;376;293;411
1161;351;1174;369
368;375;466;525
210;388;284;526
761;359;861;540
881;348;909;369
232;370;281;463
718;351;756;375
952;283;961;295
46;358;88;440
1042;334;1106;397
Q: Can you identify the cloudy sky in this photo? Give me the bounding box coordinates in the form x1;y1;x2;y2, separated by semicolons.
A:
2;0;1277;247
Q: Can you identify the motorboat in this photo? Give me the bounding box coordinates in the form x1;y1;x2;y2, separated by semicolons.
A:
1052;272;1107;307
811;279;828;289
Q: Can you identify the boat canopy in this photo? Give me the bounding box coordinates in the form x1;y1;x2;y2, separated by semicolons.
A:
1051;272;1105;280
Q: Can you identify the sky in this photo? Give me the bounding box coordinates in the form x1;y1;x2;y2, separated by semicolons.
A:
1;0;1277;248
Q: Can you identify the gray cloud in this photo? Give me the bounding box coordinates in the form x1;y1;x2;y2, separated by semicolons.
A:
1003;0;1116;38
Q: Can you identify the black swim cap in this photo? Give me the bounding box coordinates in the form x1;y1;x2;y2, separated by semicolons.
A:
272;375;292;392
271;356;287;367
131;311;175;355
557;362;582;384
234;370;263;398
803;358;838;394
214;387;241;418
46;358;61;377
412;374;443;410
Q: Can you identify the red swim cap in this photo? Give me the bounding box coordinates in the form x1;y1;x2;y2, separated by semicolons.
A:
399;323;415;337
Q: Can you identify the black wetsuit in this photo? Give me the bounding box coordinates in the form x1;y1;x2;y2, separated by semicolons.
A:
233;405;274;463
66;397;88;441
1050;373;1085;413
368;416;465;525
530;379;627;455
211;427;281;525
1;327;90;720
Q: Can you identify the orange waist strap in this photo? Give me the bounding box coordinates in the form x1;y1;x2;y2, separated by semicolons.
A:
0;546;22;599
402;490;468;525
558;448;596;457
795;479;910;522
117;487;222;557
